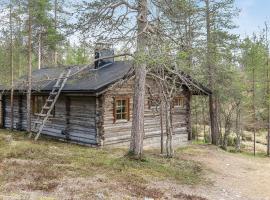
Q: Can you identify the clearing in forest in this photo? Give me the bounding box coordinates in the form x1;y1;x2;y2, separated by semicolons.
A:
0;129;269;200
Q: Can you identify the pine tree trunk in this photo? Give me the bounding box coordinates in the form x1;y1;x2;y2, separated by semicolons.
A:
267;67;270;156
38;32;41;70
27;1;32;133
235;104;241;152
202;98;206;142
129;0;148;158
195;96;198;140
263;23;270;156
54;0;58;65
9;3;14;131
160;99;164;154
205;0;219;145
18;1;22;77
252;67;256;156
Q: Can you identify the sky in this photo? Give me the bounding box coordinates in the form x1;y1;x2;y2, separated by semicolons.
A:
234;0;270;38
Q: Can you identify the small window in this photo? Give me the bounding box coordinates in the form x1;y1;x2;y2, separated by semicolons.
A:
114;97;130;122
32;96;55;117
174;96;185;108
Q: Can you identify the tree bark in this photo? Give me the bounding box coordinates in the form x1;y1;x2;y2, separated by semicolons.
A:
160;99;164;154
54;0;58;65
165;100;173;157
27;1;32;133
222;115;232;151
129;0;148;158
195;96;198;140
205;0;219;145
267;66;270;156
9;2;14;131
252;67;256;156
202;98;206;142
235;103;241;152
266;24;270;156
38;32;42;70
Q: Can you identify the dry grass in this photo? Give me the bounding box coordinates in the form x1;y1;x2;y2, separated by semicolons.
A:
0;129;205;199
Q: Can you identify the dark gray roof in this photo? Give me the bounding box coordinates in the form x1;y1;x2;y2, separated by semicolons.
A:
10;61;133;93
0;61;211;95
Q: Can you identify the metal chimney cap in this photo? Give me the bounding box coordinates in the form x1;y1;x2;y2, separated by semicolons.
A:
95;42;113;51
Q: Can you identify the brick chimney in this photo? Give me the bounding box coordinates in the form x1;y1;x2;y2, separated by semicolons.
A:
94;42;114;69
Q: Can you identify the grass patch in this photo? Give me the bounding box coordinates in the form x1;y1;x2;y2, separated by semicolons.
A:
226;146;268;158
0;129;205;194
238;151;267;158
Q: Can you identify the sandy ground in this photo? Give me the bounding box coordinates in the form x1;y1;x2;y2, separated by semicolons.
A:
158;145;270;200
1;145;270;200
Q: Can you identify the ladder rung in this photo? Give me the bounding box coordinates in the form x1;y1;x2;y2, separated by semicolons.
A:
36;114;52;117
43;106;50;110
34;121;42;125
53;85;60;88
50;92;57;96
36;114;46;117
47;99;53;103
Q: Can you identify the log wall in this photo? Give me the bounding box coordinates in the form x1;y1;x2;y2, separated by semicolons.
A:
101;78;190;148
1;78;192;149
3;95;97;145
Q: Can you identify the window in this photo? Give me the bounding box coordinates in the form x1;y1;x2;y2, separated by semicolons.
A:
114;97;130;122
32;96;55;116
174;96;185;108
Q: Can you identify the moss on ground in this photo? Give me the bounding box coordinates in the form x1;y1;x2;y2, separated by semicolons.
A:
0;129;204;193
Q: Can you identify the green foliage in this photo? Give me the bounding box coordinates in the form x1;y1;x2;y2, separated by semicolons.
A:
63;42;90;65
240;36;269;125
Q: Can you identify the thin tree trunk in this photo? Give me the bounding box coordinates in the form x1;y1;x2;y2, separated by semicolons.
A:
54;0;58;65
266;23;270;156
165;100;173;157
235;104;241;152
252;67;256;156
129;0;148;158
160;99;164;154
9;3;14;131
195;96;198;140
202;98;206;142
267;66;270;156
222;120;230;150
18;1;22;77
27;1;32;133
38;32;41;70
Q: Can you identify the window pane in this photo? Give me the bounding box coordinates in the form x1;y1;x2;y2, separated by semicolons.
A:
121;105;126;113
115;99;128;120
116;114;122;120
117;100;122;106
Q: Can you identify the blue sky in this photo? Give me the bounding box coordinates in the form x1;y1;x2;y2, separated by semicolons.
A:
234;0;270;37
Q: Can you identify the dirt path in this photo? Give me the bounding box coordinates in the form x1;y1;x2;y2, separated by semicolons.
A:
150;145;270;200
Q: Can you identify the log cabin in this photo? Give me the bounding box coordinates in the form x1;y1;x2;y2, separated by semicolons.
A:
0;46;211;148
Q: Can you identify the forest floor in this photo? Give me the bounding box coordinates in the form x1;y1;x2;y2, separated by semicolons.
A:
0;129;269;200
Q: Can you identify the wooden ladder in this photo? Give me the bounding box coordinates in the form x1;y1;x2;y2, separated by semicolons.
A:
29;68;72;141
